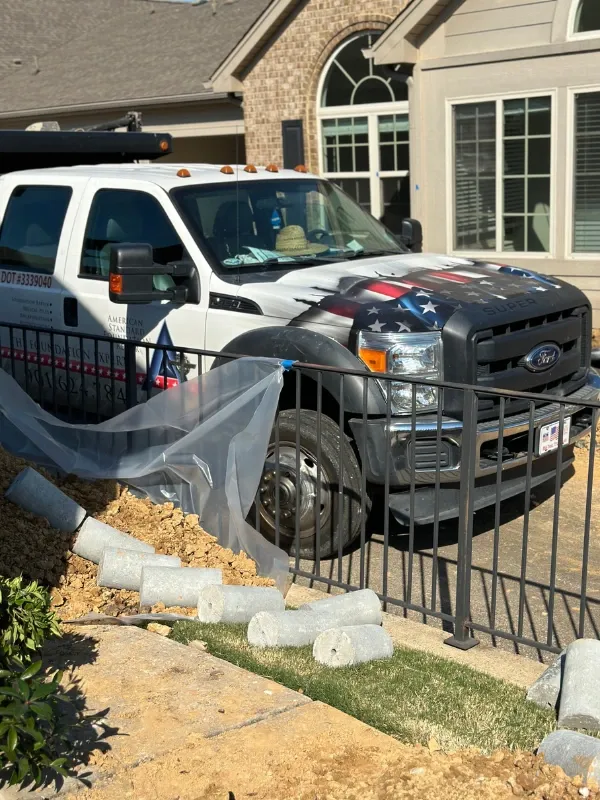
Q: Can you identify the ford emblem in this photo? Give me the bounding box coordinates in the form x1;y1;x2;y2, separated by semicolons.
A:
524;343;561;372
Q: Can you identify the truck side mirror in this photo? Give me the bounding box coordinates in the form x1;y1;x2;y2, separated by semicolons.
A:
398;218;423;253
108;243;192;305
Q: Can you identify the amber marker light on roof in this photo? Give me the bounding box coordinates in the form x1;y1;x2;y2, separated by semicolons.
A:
159;139;170;152
266;163;279;173
220;165;234;175
244;164;257;173
177;168;191;178
294;164;308;173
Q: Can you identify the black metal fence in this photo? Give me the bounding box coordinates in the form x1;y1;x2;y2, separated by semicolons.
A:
2;321;599;657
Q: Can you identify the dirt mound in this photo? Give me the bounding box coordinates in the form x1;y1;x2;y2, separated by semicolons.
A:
69;735;599;800
0;448;272;620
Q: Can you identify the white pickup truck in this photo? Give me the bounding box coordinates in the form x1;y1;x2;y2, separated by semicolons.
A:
0;126;597;560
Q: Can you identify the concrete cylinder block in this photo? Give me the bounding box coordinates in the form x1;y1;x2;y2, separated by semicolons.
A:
140;566;222;608
73;517;155;564
538;730;600;784
197;585;284;624
313;624;394;667
97;547;180;591
526;650;565;711
558;639;600;730
248;609;346;648
300;589;382;626
5;467;86;533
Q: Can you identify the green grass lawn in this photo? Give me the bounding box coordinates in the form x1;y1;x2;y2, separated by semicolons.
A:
171;619;555;753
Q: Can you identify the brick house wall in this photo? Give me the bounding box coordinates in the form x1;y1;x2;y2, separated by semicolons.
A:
242;0;409;172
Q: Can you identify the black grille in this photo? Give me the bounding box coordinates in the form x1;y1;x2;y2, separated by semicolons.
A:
474;306;588;420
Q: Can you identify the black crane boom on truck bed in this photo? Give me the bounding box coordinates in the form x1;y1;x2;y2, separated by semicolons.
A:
0;112;172;175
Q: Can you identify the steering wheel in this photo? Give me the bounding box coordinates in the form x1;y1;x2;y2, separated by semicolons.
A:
307;228;331;243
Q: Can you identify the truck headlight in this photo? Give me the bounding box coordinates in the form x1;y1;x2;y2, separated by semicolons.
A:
357;331;442;413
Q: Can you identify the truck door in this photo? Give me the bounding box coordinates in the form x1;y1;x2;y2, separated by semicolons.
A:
0;177;84;403
61;179;209;414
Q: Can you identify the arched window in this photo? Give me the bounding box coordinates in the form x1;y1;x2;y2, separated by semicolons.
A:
318;32;411;232
572;0;600;35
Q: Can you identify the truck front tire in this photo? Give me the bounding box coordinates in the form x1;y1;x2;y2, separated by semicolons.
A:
253;409;366;560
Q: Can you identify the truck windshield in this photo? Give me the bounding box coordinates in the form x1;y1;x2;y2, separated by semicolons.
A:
171;177;407;272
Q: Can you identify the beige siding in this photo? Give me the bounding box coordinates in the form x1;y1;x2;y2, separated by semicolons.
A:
445;23;553;55
443;0;557;56
413;49;600;325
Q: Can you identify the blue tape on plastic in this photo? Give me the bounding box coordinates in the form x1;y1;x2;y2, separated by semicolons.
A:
280;359;296;371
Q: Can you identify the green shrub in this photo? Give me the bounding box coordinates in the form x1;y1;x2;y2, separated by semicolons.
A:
0;577;61;666
0;659;70;787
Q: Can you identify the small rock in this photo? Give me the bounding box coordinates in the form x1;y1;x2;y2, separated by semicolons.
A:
217;708;225;714
188;640;208;652
579;788;590;798
147;622;171;637
409;768;425;776
427;737;441;753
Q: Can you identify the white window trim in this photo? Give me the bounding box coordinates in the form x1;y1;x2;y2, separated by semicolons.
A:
316;32;410;222
318;106;410;220
565;84;600;259
567;0;600;42
445;88;558;260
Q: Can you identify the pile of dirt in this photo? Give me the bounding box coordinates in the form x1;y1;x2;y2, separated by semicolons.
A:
0;448;272;620
68;735;600;800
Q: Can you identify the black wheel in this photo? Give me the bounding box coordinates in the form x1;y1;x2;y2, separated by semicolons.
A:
253;409;367;560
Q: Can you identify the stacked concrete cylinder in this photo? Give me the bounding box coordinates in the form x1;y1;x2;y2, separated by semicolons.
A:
98;547;181;591
313;625;393;667
5;467;86;533
198;585;284;623
73;517;155;563
140;566;223;608
248;589;384;649
558;639;600;730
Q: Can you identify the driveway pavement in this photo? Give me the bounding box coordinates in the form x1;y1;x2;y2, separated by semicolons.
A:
295;443;600;663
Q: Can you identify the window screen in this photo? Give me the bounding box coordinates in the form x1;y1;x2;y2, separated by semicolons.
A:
0;185;72;274
573;92;600;253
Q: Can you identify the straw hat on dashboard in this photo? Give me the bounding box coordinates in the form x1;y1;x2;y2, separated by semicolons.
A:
275;225;329;256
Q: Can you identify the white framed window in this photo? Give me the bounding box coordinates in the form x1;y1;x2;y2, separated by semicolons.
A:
317;32;410;233
569;0;600;40
449;93;554;257
567;88;600;255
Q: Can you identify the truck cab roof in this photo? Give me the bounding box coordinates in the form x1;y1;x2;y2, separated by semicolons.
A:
3;163;319;190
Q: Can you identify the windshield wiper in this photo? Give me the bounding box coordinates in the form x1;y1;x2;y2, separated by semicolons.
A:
342;249;401;259
222;255;344;270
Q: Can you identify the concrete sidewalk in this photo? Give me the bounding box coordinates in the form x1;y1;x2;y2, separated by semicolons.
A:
0;624;565;800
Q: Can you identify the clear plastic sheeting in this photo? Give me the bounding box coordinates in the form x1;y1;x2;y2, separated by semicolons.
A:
0;358;289;589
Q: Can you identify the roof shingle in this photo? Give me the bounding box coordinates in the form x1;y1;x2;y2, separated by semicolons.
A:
0;0;272;116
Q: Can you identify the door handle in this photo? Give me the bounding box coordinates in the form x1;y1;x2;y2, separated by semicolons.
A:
63;297;78;328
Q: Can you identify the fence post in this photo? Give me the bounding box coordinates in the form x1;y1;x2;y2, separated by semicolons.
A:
124;341;138;409
445;387;479;651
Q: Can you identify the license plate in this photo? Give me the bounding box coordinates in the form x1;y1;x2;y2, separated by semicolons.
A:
537;417;571;456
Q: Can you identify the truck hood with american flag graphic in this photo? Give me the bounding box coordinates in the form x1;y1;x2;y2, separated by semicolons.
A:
236;253;565;344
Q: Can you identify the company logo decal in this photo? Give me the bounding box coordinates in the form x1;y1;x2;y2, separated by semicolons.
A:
524;343;561;373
